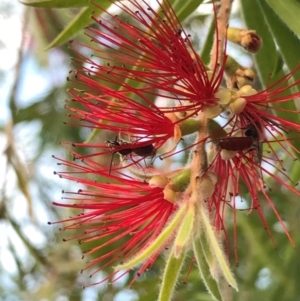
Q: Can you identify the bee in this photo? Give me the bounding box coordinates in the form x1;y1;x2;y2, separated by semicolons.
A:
106;137;156;172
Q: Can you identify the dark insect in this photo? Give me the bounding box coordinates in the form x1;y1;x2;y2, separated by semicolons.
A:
106;138;156;157
218;123;263;163
218;136;254;151
106;139;132;156
244;123;263;163
106;137;156;173
132;143;156;157
244;123;260;140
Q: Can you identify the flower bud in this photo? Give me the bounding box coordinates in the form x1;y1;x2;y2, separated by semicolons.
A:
203;104;221;118
207;146;217;165
163;187;177;203
220;149;237;160
149;175;169;188
227;27;262;53
215;88;232;105
225;56;256;89
235;68;255;88
237;84;257;97
229;97;246;115
199;174;217;199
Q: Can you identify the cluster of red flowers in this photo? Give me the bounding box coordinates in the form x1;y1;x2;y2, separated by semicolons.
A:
52;0;300;286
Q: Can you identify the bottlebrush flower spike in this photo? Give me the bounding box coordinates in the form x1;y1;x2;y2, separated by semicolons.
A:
64;88;202;166
206;128;300;262
50;156;178;286
53;0;300;298
68;0;226;113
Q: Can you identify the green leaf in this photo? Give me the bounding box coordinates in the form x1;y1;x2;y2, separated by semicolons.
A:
258;0;300;90
201;16;215;65
21;0;90;8
257;0;300;159
200;208;238;291
115;205;186;270
157;251;186;301
172;0;205;21
241;0;300;161
173;204;195;257
193;237;223;301
44;1;113;49
45;6;93;49
240;0;279;82
265;0;300;36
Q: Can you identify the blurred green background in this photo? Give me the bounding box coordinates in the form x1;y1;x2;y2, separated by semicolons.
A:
0;0;300;300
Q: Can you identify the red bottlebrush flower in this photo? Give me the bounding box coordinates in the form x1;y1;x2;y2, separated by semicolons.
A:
203;66;300;262
68;0;225;113
63;89;206;171
62;0;228;170
64;90;175;163
51;156;177;285
206;128;300;262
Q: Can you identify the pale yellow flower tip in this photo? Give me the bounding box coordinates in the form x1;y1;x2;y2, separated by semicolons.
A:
149;175;169;189
229;97;246;115
203;104;222;118
238;84;257;96
163;187;177;203
199;173;218;199
221;149;237;160
215;88;231;105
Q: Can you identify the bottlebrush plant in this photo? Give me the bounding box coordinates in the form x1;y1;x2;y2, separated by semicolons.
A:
48;0;300;300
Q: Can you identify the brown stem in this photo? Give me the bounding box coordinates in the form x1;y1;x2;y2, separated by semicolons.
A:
209;0;233;70
188;113;208;194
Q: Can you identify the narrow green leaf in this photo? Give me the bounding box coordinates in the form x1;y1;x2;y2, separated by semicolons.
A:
241;0;300;161
46;7;94;50
240;0;279;82
45;7;93;49
201;16;215;65
173;204;194;257
157;250;186;301
172;0;205;21
257;0;300;88
115;205;186;270
257;0;300;158
45;1;112;49
193;237;223;301
265;0;300;36
21;0;90;8
200;208;238;290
